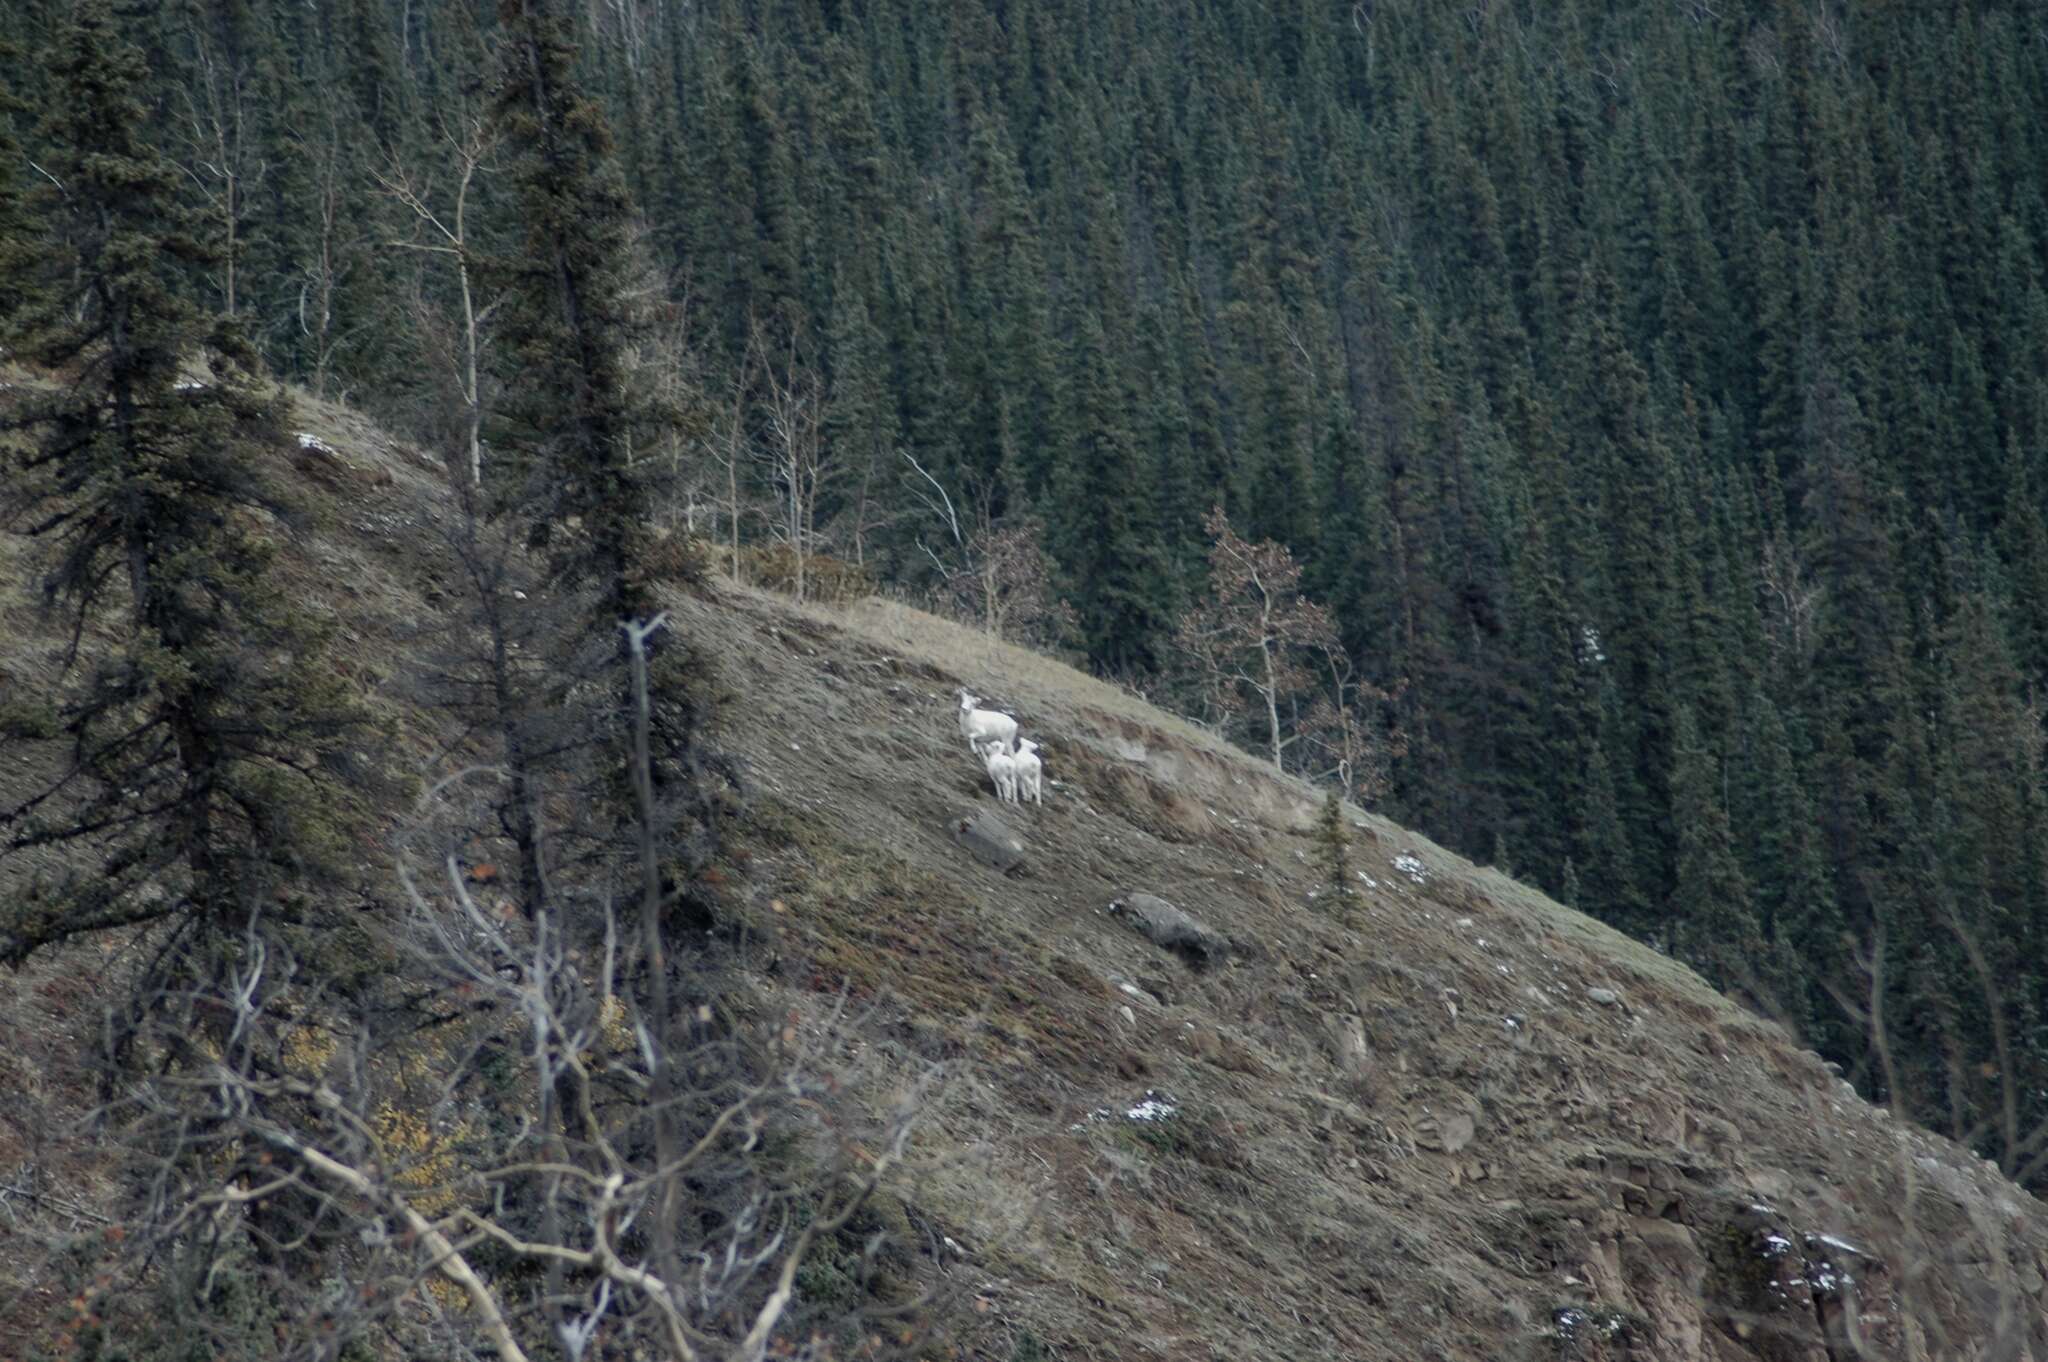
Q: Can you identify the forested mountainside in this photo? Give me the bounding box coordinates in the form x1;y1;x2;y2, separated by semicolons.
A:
7;385;2048;1362
6;0;2048;1284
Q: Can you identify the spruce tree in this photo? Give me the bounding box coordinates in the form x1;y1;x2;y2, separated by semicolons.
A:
494;0;662;626
2;0;363;967
0;44;42;334
1669;706;1766;997
1053;309;1173;674
1315;790;1356;918
491;0;727;938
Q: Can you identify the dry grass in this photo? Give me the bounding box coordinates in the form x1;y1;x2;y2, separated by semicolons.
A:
669;574;2048;1362
2;382;2046;1361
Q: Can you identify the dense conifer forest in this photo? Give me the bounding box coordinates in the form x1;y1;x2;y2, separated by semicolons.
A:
7;0;2048;1198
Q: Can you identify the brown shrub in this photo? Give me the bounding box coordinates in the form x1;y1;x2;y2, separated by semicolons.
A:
638;529;716;588
739;542;874;605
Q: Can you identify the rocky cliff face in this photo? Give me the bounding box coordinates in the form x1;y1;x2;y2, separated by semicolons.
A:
3;393;2045;1359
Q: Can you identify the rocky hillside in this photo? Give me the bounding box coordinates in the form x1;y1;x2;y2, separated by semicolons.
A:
5;392;2048;1361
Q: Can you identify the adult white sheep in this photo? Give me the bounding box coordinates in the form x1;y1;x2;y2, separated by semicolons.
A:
957;690;1019;760
985;743;1020;803
1012;738;1043;807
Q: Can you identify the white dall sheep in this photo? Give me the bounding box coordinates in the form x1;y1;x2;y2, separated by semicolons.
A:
957;690;1019;760
1012;739;1043;806
985;743;1020;803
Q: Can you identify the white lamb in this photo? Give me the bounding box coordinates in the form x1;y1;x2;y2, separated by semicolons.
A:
1012;738;1043;807
957;690;1019;760
984;743;1019;803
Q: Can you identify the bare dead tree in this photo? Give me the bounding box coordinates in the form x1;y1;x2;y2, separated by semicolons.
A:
364;626;944;1359
708;328;761;580
1174;506;1339;771
755;323;831;603
942;514;1075;648
376;110;504;484
300;108;363;401
630;281;719;537
176;25;265;318
1758;532;1823;670
1300;643;1405;805
900;449;967;581
840;440;901;571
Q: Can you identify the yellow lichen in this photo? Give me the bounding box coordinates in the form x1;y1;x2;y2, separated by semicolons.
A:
420;1275;468;1314
597;993;633;1054
372;1104;477;1217
282;1025;338;1077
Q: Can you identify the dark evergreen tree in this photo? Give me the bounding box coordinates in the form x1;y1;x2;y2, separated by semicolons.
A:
1668;705;1765;996
2;0;364;967
1053;309;1172;675
1314;789;1356;918
491;0;726;939
493;0;665;628
0;39;43;332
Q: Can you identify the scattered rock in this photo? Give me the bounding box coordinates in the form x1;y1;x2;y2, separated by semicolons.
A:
1107;892;1227;968
1417;1111;1477;1154
1586;987;1622;1007
949;809;1027;874
1107;974;1162;1009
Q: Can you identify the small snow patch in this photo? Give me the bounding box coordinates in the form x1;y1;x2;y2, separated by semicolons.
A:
1392;854;1427;884
1069;1089;1179;1131
1125;1094;1178;1122
1806;1232;1869;1258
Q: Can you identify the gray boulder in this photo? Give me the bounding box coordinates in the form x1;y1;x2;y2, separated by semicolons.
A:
1108;892;1226;968
949;808;1027;874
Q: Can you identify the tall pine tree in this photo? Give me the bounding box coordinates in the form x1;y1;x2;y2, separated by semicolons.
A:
2;0;363;968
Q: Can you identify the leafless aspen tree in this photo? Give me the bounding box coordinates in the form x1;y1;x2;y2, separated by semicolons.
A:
300;107;363;401
377;111;503;484
900;448;967;577
177;24;264;318
1175;506;1339;771
1300;644;1404;805
756;324;831;603
700;327;762;579
945;515;1074;648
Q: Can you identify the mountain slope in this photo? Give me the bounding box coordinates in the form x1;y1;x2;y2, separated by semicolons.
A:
693;584;2048;1362
4;394;2047;1361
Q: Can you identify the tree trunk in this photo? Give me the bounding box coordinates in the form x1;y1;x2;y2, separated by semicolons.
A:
1261;604;1284;771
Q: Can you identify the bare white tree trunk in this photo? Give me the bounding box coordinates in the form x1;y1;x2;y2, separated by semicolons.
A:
758;324;829;602
711;327;760;579
377;113;501;483
179;30;263;320
301;115;356;401
1261;608;1284;771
